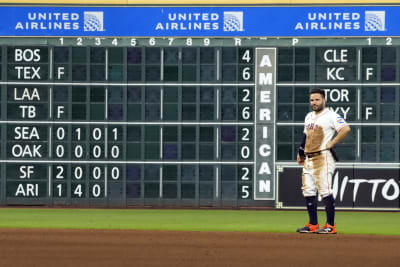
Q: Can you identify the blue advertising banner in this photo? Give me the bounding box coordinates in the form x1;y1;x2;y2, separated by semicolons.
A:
0;5;399;36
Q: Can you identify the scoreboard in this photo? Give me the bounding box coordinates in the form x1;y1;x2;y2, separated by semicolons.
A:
0;4;399;209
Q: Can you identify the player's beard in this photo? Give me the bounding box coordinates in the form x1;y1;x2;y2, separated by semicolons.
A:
311;103;324;112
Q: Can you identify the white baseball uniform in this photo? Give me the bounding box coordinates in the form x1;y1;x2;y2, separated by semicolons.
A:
302;108;347;198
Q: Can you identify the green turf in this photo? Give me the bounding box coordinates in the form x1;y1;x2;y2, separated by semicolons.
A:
0;208;398;235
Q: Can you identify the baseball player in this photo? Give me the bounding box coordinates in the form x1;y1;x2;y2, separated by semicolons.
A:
296;88;351;234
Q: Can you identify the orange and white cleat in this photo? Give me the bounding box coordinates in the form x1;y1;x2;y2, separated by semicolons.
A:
296;222;320;233
316;223;337;234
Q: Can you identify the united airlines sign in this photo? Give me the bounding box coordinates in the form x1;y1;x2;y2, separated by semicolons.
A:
14;11;104;32
0;6;399;36
294;10;386;32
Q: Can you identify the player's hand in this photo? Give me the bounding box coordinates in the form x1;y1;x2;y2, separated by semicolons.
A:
297;153;304;165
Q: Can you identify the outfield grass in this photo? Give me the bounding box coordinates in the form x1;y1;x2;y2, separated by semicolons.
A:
0;208;398;235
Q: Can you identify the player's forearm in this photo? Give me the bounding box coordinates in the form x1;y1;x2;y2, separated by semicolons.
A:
330;125;351;147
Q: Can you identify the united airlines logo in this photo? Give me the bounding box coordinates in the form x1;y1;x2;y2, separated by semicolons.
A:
84;11;104;31
223;12;243;32
365;11;385;31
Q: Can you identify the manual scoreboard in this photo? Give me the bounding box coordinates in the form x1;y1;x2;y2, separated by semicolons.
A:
0;5;399;208
4;39;275;206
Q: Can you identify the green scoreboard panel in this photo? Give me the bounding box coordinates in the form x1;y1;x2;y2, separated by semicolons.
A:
2;38;272;206
1;5;399;208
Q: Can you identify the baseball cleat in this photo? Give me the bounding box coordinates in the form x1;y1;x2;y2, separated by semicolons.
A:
296;222;319;233
316;223;337;234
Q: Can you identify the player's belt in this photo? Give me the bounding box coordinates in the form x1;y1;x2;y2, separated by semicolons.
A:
305;151;321;158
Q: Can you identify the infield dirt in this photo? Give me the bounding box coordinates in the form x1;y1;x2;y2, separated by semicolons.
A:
0;228;399;267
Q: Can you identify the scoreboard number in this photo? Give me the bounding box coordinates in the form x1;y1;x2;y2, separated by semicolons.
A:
55;166;64;179
241;186;250;199
242;50;251;62
74;145;84;158
73;184;84;198
74;166;84;180
240;146;250;159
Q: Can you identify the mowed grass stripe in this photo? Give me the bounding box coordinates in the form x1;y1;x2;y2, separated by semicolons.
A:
0;208;399;235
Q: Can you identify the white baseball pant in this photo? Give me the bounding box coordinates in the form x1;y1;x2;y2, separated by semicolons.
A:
301;150;335;198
